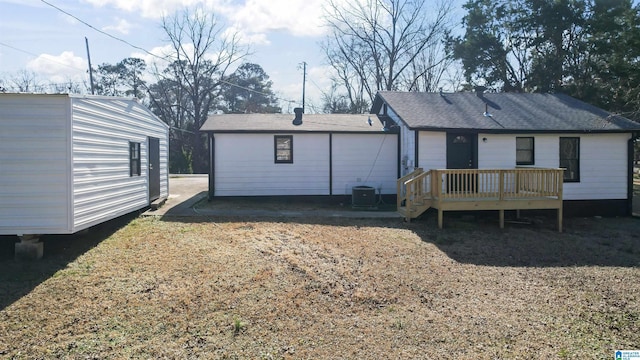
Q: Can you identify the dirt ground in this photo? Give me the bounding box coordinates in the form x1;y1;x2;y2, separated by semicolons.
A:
1;213;639;359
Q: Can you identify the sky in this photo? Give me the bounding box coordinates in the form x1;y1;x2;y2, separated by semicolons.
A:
0;0;464;112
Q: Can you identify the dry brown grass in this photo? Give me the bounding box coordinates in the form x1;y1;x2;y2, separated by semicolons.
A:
1;213;639;359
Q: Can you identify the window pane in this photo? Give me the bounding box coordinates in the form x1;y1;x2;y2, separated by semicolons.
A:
516;137;534;165
516;150;532;163
274;136;293;163
130;142;141;176
453;135;468;143
131;161;138;176
276;150;291;161
560;139;576;159
516;137;532;150
559;138;579;182
276;140;290;150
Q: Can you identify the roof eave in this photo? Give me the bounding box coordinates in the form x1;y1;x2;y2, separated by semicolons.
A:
406;126;640;134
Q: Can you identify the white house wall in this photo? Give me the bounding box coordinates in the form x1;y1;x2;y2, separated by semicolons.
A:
416;131;447;171
383;107;415;176
71;97;169;231
0;95;72;235
527;133;630;200
214;133;330;196
412;130;630;201
477;134;516;168
332;134;398;195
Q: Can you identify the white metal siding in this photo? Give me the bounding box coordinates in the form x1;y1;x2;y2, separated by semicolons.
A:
478;134;516;168
71;97;169;231
385;107;415;176
416;131;630;200
214;133;330;196
332;134;398;195
417;131;446;171
532;133;630;200
0;95;71;234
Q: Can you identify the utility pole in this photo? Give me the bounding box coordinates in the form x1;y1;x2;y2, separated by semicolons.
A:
85;37;95;95
301;61;306;113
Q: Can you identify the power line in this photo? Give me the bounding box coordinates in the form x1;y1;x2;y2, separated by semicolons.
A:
38;0;300;105
40;0;164;61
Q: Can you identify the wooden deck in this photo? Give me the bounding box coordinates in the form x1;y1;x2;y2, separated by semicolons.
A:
397;168;564;232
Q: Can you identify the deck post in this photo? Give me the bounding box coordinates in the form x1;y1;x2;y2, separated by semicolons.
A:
499;209;505;229
437;209;444;229
557;206;563;233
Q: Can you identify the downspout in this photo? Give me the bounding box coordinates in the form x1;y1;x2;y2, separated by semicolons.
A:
329;133;333;195
209;133;215;201
397;131;401;179
628;133;639;216
414;130;420;169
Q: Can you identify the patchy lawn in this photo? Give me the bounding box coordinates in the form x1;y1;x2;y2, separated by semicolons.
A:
1;214;639;359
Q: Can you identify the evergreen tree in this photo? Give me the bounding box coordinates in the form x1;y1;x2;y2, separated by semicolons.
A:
221;63;281;114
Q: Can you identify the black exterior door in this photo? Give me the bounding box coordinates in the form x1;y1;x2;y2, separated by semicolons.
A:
148;137;161;202
447;133;476;169
446;133;477;193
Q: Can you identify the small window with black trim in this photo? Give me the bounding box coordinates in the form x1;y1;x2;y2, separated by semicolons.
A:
516;137;534;165
130;142;141;176
274;135;293;163
559;137;579;182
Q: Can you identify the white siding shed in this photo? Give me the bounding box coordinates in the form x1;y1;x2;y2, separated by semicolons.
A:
0;93;169;236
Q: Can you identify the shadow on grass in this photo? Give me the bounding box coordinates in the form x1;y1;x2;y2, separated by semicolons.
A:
192;194;398;213
410;211;640;268
160;206;640;268
0;212;138;312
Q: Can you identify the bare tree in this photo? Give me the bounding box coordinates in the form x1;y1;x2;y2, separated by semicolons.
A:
157;7;249;173
9;70;42;92
322;0;454;109
47;79;85;94
401;39;453;92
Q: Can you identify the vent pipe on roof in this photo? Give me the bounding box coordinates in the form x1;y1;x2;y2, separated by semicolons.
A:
483;103;492;117
292;107;303;126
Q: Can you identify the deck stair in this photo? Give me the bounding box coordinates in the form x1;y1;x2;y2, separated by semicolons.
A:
397;168;433;219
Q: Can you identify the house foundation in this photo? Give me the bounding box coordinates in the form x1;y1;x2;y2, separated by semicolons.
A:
15;235;43;261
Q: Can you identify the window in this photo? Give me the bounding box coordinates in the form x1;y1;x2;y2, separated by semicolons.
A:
274;135;293;163
130;142;141;176
516;137;534;165
452;135;468;143
559;137;579;182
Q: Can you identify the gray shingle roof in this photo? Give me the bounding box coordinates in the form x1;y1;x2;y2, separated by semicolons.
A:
200;113;388;133
372;91;640;132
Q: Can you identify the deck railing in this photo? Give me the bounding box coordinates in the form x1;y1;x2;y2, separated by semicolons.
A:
398;168;565;231
432;168;564;200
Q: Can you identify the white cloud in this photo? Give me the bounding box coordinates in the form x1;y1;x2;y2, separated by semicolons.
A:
83;0;331;39
224;26;270;46
26;51;86;84
130;44;175;70
102;18;133;35
82;0;215;19
226;0;328;38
